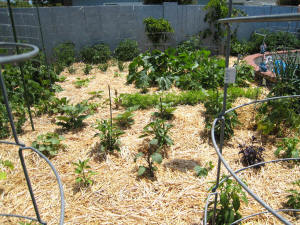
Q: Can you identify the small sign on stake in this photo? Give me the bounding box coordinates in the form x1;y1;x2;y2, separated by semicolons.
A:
224;67;236;84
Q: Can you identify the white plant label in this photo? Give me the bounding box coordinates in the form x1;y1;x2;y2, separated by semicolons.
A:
224;67;236;84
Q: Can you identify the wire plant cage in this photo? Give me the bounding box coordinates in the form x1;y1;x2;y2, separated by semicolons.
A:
0;42;65;224
204;2;300;224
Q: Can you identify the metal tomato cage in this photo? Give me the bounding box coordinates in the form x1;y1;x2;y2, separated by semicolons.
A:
204;2;300;224
0;42;64;225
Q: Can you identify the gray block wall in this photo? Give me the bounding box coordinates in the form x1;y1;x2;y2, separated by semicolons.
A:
0;4;299;58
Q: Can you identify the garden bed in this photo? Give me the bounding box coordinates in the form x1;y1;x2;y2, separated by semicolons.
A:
0;59;299;225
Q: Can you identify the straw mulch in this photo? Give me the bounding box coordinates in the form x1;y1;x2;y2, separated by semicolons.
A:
0;60;299;225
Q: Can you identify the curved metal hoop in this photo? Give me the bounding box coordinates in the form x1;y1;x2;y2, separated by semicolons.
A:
204;95;300;225
0;42;64;224
0;42;39;64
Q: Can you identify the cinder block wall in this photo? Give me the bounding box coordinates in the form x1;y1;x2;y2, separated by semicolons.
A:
0;4;299;58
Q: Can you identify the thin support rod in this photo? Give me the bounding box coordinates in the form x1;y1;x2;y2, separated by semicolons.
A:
211;1;232;224
7;0;35;131
108;85;113;151
34;1;52;84
0;67;20;145
18;148;46;225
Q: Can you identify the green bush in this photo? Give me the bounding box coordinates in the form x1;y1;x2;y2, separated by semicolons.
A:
275;137;299;159
114;39;140;61
80;43;111;64
53;42;76;73
143;17;174;44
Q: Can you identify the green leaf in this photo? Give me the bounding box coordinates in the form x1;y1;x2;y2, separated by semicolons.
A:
0;171;7;180
151;152;163;164
2;160;14;169
134;152;144;162
138;166;146;176
150;138;158;146
232;193;240;211
194;165;208;177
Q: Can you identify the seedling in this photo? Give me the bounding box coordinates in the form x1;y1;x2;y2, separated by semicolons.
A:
113;110;135;129
68;66;76;74
73;159;97;187
153;98;176;120
275;137;300;159
84;64;93;75
135;118;173;177
32;132;65;157
0;159;14;180
73;77;91;88
114;89;122;110
194;161;214;177
56;103;90;130
98;63;108;72
118;61;125;71
207;176;248;225
88;90;103;100
94;119;124;153
285;179;300;211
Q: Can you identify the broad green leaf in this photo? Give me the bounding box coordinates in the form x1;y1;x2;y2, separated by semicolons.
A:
0;171;7;180
151;152;162;164
138;166;146;176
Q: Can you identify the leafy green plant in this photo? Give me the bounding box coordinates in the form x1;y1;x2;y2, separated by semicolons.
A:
177;34;202;53
152;98;176;120
0;103;10;139
113;110;135;129
83;64;93;75
204;92;239;140
207;177;248;225
56;103;90;130
32;132;65;157
0;159;14;180
53;42;76;74
80;43;111;64
256;99;300;136
88;90;103;100
34;96;70;116
67;66;76;74
114;39;139;61
201;0;244;47
73;159;97;187
143;17;174;44
140;118;173;158
135;118;173;177
94;119;124;153
194;161;214;177
127;48;225;91
285;179;300;210
234;61;255;87
73;77;91;88
275;137;299;159
98;63;109;72
118;61;125;72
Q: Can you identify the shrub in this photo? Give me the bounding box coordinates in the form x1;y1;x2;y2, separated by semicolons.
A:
143;17;174;44
234;61;255;87
80;43;111;64
32;132;65;157
53;42;76;73
114;39;139;61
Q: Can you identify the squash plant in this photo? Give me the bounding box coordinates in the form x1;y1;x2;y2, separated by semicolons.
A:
32;132;65;157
